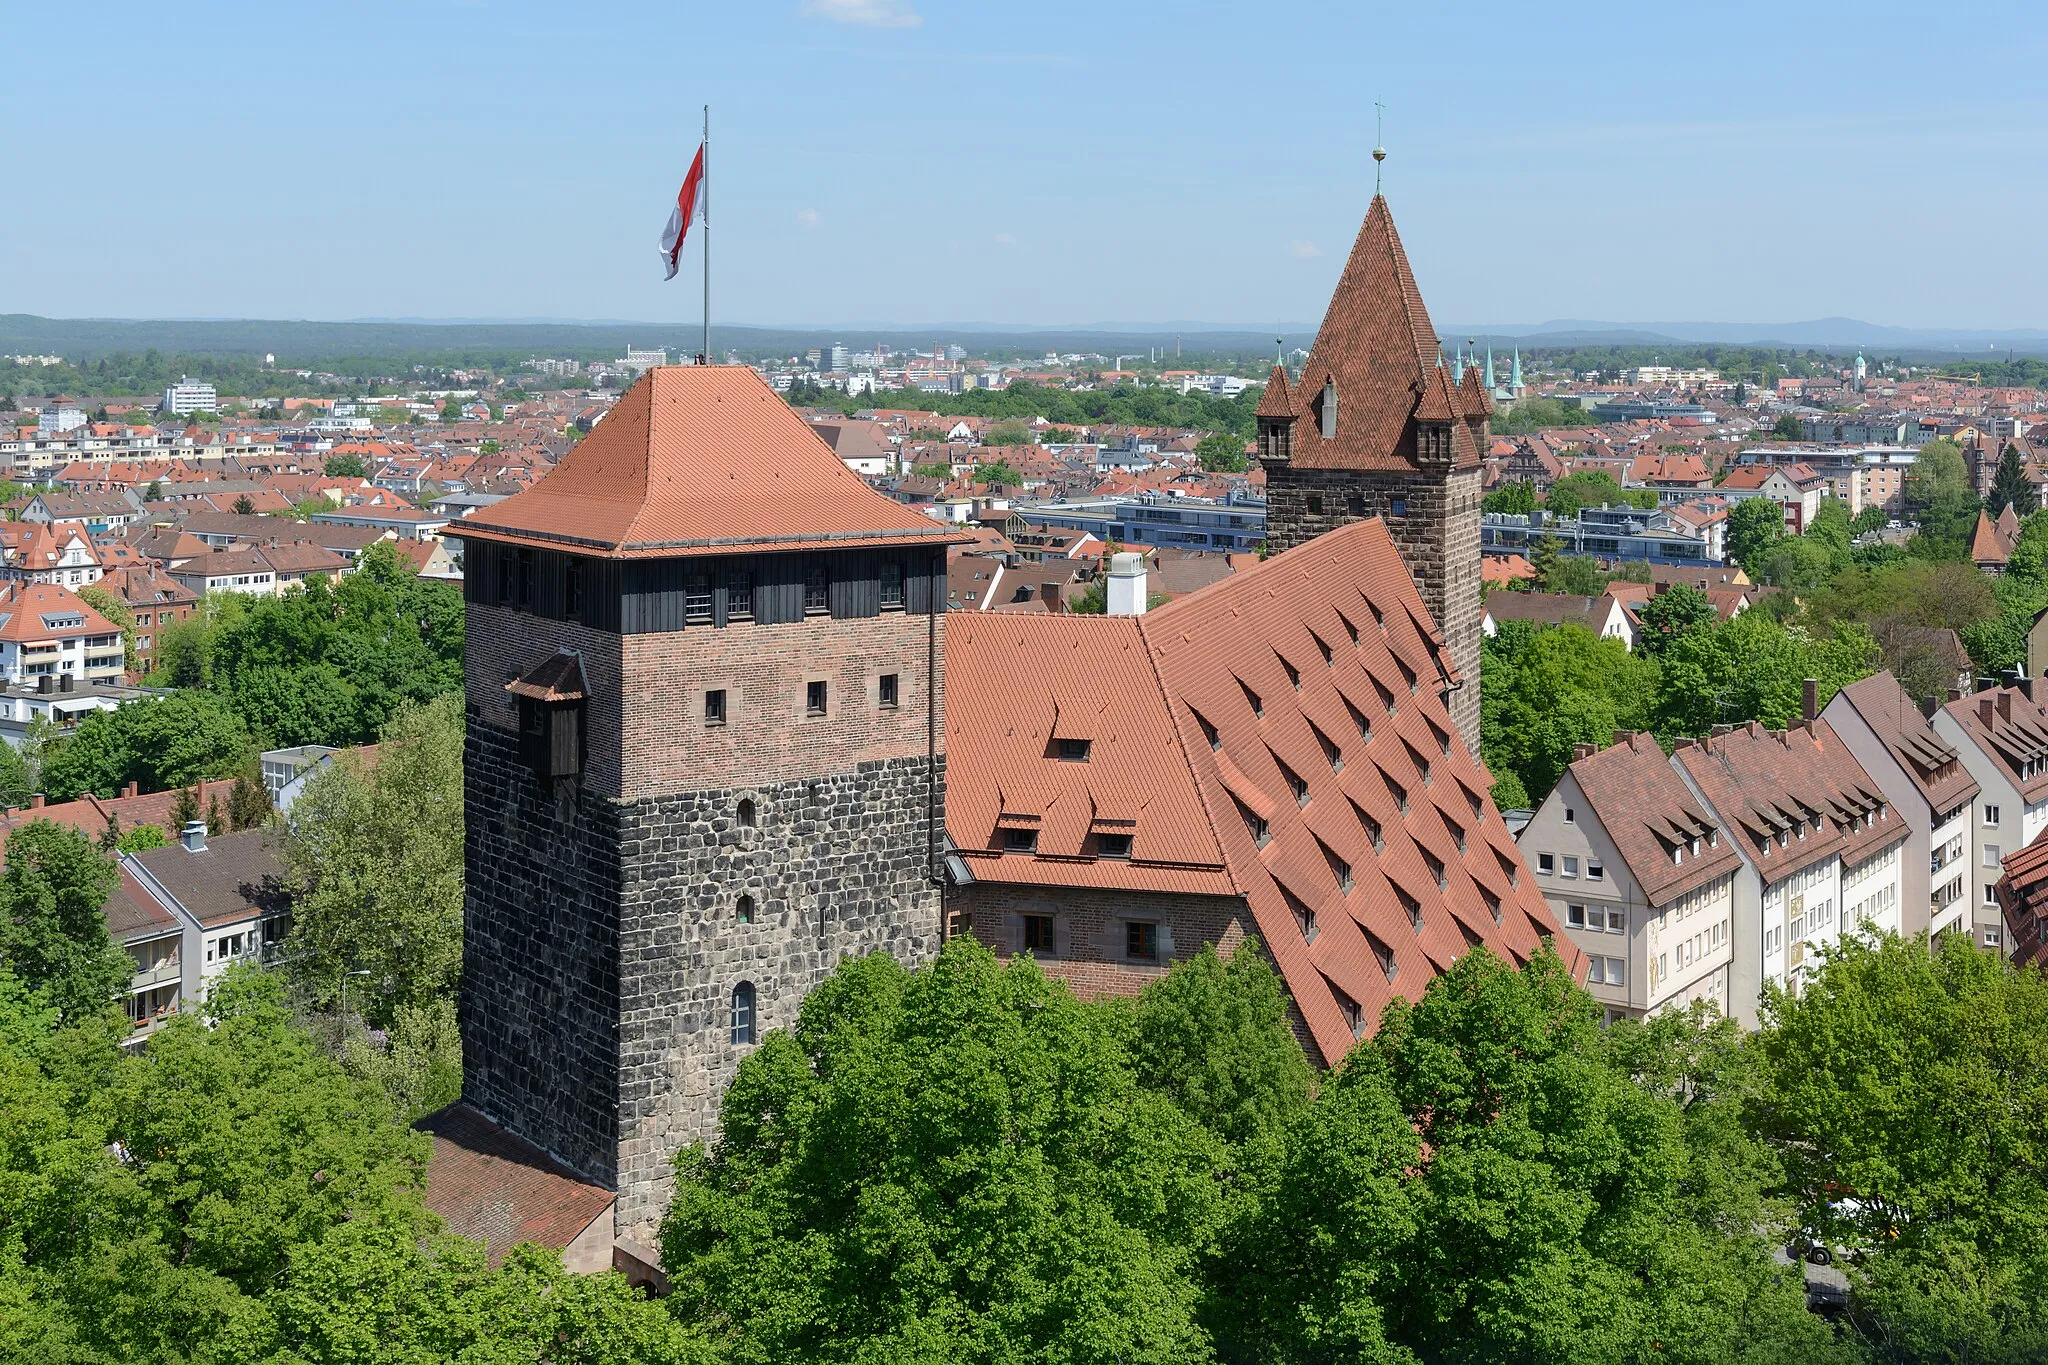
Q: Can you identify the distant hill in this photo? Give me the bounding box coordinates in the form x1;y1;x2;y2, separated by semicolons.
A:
1445;317;2048;352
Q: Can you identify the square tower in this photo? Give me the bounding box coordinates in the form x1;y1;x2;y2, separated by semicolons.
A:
446;367;966;1247
1261;195;1488;753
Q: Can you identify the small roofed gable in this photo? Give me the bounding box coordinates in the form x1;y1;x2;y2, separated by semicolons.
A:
449;366;966;559
1254;365;1294;419
506;649;587;703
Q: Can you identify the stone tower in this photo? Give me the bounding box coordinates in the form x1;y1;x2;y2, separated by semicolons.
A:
1261;195;1487;753
446;366;965;1253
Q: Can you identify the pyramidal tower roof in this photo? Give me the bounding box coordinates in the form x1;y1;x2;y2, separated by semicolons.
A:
450;366;964;559
1279;195;1482;472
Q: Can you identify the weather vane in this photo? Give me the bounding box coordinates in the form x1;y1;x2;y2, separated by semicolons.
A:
1373;102;1386;193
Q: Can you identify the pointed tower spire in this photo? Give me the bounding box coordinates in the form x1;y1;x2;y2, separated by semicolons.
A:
1484;345;1497;390
1510;346;1523;392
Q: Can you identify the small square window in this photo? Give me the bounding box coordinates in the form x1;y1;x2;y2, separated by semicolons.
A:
1023;914;1054;953
1097;832;1132;859
1346;493;1366;516
1607;909;1625;933
1057;737;1091;762
704;689;727;726
880;561;905;610
1985;883;1999;906
1984;844;2002;868
879;673;899;708
1126;921;1159;961
1539;853;1555;874
1984;804;2001;826
1587;861;1604;880
1390;497;1408;517
1306;494;1323;515
1605;956;1626;986
1566;904;1586;928
1003;828;1038;853
806;679;828;716
1587;957;1605;985
1562;856;1579;879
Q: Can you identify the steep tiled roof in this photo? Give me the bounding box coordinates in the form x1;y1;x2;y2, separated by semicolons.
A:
1971;509;2012;565
1278;196;1481;473
1833;672;1979;814
1564;732;1741;906
126;829;289;928
0;581;118;644
1674;721;1900;881
450;367;966;559
1995;826;2048;967
418;1104;613;1265
1943;685;2048;802
947;519;1574;1065
1254;364;1293;419
1482;592;1608;630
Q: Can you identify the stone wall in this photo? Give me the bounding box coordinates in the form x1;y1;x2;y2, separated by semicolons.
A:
611;754;944;1239
1263;464;1484;753
954;882;1251;997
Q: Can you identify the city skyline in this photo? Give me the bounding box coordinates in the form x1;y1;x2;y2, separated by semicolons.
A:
4;1;2045;328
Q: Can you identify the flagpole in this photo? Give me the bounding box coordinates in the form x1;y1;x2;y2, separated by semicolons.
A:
700;105;710;365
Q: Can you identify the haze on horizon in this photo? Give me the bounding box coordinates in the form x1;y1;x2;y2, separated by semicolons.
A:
4;0;2043;332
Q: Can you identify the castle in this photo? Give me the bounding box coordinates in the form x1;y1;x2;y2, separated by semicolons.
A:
436;190;1544;1273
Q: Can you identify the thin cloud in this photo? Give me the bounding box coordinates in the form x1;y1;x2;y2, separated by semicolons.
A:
995;232;1019;247
796;208;822;228
799;0;921;28
1289;240;1323;260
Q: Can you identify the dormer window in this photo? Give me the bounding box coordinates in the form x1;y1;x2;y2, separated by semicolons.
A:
1057;738;1092;763
1318;379;1338;439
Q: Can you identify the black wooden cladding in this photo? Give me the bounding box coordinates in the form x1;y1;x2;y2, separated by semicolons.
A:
467;540;944;634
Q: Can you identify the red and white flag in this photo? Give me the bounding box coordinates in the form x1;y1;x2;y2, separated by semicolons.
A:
659;143;706;281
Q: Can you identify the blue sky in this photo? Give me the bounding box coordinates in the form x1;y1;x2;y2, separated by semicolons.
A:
5;0;2044;329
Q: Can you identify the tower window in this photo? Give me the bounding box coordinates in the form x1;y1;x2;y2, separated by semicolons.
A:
1023;914;1054;953
1126;921;1159;961
1320;380;1338;438
565;557;585;620
880;561;905;610
704;689;727;726
684;573;713;623
735;894;755;924
879;673;899;708
737;798;756;827
1058;737;1091;762
806;679;828;715
726;569;754;620
730;982;756;1045
1347;493;1366;516
804;562;830;615
1306;494;1323;515
516;549;534;607
1390;497;1407;517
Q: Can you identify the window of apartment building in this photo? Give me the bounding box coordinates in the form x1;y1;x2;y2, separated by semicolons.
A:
1985;843;2002;868
804;561;830;614
1984;804;2002;827
1003;828;1038;854
1562;856;1579;879
1986;883;2000;906
1563;807;1576;824
1126;921;1160;961
735;894;755;925
880;561;905;610
1057;737;1091;762
1538;853;1555;875
684;572;713;622
1587;861;1604;881
1606;909;1625;933
704;689;727;727
1984;925;2003;947
879;673;900;709
806;680;828;716
726;570;753;620
1097;832;1133;859
1566;904;1587;929
730;982;757;1046
1022;914;1054;954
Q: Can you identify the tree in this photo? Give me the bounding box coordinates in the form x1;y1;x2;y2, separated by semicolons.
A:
1772;412;1805;440
1539;552;1607;597
1480;621;1655;804
39;690;251;801
1850;505;1889;535
1752;935;2048;1360
983;419;1033;447
280;696;463;1028
0;820;126;1023
1546;470;1654;517
1986;442;2035;519
1482;479;1538;516
1196;431;1249;473
77;582;136;675
1750;534;1842;592
232;493;256;515
0;741;35;809
1726;497;1786;568
909;460;952;480
973;458;1022;487
1636;583;1719;655
323;451;368;479
660;937;1226;1364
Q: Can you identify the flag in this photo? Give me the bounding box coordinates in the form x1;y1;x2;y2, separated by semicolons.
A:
659;143;706;281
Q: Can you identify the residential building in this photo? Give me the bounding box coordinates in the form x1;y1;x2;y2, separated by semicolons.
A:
1931;681;2048;953
0;522;104;587
0;581;127;687
1992;828;2048;967
160;377;218;415
167;548;278;597
1025;491;1267;553
1823;673;1980;944
96;563;199;677
1521;731;1742;1021
1480;591;1636;649
23;489;144;533
261;744;340;814
311;502;449;541
112;825;291;1037
1481;504;1720;565
1717;463;1826;533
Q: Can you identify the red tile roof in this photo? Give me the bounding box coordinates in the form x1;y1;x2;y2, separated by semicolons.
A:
946;519;1575;1064
1275;196;1483;473
1673;720;1900;880
417;1104;613;1265
0;581;118;644
1563;732;1742;906
450;367;967;560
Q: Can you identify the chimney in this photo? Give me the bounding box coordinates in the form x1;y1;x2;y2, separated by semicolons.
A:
36;674;50;695
1674;736;1697;750
1998;691;2013;723
1042;581;1062;613
1803;678;1818;722
1106;551;1148;616
1981;696;1997;727
1573;742;1596;760
1920;695;1938;720
1653;581;1670;596
58;673;72;693
2022;677;2038;704
29;794;44;810
1949;686;1965;703
180;820;207;853
1711;723;1734;736
123;780;139;798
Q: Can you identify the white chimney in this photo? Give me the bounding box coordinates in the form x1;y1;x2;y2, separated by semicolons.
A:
1106;551;1148;616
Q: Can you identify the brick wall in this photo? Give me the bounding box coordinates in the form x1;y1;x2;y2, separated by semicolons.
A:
1263;465;1483;753
954;882;1250;997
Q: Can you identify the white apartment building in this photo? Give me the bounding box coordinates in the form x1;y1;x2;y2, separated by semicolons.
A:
0;581;127;687
37;405;86;435
1520;731;1742;1022
1824;673;1980;944
1671;714;1907;1025
618;347;668;373
1931;681;2048;954
160;377;218;416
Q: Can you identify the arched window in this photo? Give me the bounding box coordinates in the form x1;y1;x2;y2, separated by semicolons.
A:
735;894;755;924
730;982;756;1045
737;798;755;828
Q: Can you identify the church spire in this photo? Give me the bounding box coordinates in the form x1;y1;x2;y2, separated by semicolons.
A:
1484;345;1497;390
